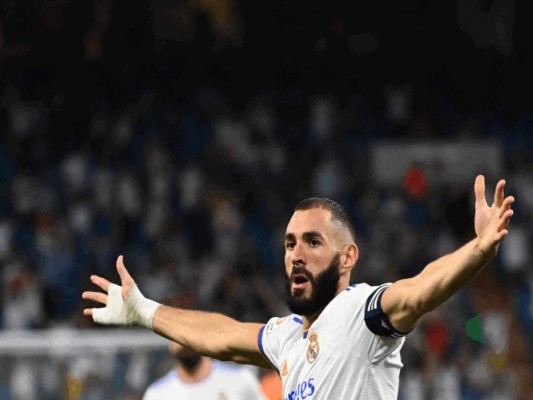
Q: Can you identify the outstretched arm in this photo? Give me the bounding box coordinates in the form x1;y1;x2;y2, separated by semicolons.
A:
381;175;515;333
152;306;267;365
82;257;270;368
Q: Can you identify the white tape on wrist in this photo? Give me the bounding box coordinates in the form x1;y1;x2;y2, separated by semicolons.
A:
92;284;160;329
126;285;161;329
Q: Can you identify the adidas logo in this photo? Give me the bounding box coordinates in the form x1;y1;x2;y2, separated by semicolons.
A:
281;361;288;377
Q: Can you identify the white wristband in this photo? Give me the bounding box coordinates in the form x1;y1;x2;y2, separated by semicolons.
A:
92;284;160;329
125;285;161;329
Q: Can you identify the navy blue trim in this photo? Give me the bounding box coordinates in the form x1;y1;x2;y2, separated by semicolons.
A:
303;331;308;339
292;316;303;325
258;325;267;354
344;284;358;291
364;285;409;338
258;325;279;374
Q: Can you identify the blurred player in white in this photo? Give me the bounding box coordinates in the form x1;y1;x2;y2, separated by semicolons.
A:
83;175;514;399
143;341;265;400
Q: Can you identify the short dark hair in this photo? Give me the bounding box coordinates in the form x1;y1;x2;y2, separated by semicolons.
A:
294;198;356;241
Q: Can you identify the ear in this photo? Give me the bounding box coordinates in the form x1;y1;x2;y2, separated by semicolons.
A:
341;243;358;273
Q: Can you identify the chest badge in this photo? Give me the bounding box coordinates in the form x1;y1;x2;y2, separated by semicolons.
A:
306;331;320;363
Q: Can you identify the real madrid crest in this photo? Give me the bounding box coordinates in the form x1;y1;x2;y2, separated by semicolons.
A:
306;331;320;363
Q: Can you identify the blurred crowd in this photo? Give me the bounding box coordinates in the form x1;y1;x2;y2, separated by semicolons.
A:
1;0;533;399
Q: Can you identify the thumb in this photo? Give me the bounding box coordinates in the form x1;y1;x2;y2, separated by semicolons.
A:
116;255;135;286
474;175;488;209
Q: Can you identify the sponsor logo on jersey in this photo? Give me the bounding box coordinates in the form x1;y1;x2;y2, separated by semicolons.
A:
306;331;319;363
284;378;316;400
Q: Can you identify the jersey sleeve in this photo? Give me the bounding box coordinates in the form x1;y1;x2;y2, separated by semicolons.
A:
364;283;409;338
257;316;288;373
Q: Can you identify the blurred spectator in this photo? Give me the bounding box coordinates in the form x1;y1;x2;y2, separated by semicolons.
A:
2;259;43;329
142;341;264;400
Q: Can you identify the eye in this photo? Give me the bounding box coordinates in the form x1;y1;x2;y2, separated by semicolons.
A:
286;241;295;250
309;239;320;247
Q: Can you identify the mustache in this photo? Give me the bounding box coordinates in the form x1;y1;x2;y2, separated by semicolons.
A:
290;266;313;280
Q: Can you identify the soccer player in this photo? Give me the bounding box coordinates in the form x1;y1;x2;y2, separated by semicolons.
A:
83;175;514;399
143;341;265;400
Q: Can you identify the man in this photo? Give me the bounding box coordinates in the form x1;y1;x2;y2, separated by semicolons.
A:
143;341;265;400
83;175;514;399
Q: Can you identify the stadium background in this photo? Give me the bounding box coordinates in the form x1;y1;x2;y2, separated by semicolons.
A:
0;0;532;399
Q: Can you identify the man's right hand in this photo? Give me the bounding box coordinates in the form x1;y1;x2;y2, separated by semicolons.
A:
82;256;160;328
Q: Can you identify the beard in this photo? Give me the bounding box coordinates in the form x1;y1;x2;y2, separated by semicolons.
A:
285;253;341;316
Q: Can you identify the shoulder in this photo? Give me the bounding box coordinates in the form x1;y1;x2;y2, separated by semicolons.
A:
325;283;392;320
347;282;392;300
258;314;303;371
349;282;394;318
331;283;376;306
262;314;303;336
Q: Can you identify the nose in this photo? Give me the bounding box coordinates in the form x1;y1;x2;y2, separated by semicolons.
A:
290;242;306;266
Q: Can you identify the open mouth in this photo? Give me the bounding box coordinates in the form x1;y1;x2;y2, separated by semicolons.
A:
292;274;310;290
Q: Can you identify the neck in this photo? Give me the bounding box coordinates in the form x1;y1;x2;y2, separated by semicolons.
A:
302;311;321;329
337;280;349;293
302;282;349;329
176;357;212;383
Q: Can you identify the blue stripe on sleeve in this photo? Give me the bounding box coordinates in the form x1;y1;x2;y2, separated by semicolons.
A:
258;325;279;374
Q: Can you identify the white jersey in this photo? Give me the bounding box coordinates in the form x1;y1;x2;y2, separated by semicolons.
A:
259;283;406;400
143;360;265;400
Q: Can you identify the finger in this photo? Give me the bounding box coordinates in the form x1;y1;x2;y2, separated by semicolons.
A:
82;291;108;305
496;229;509;241
116;255;134;285
501;208;514;220
474;175;488;208
498;196;515;218
83;309;93;316
493;179;505;207
90;275;111;292
500;209;514;225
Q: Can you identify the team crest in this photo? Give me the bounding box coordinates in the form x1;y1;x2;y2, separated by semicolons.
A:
306;331;320;363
